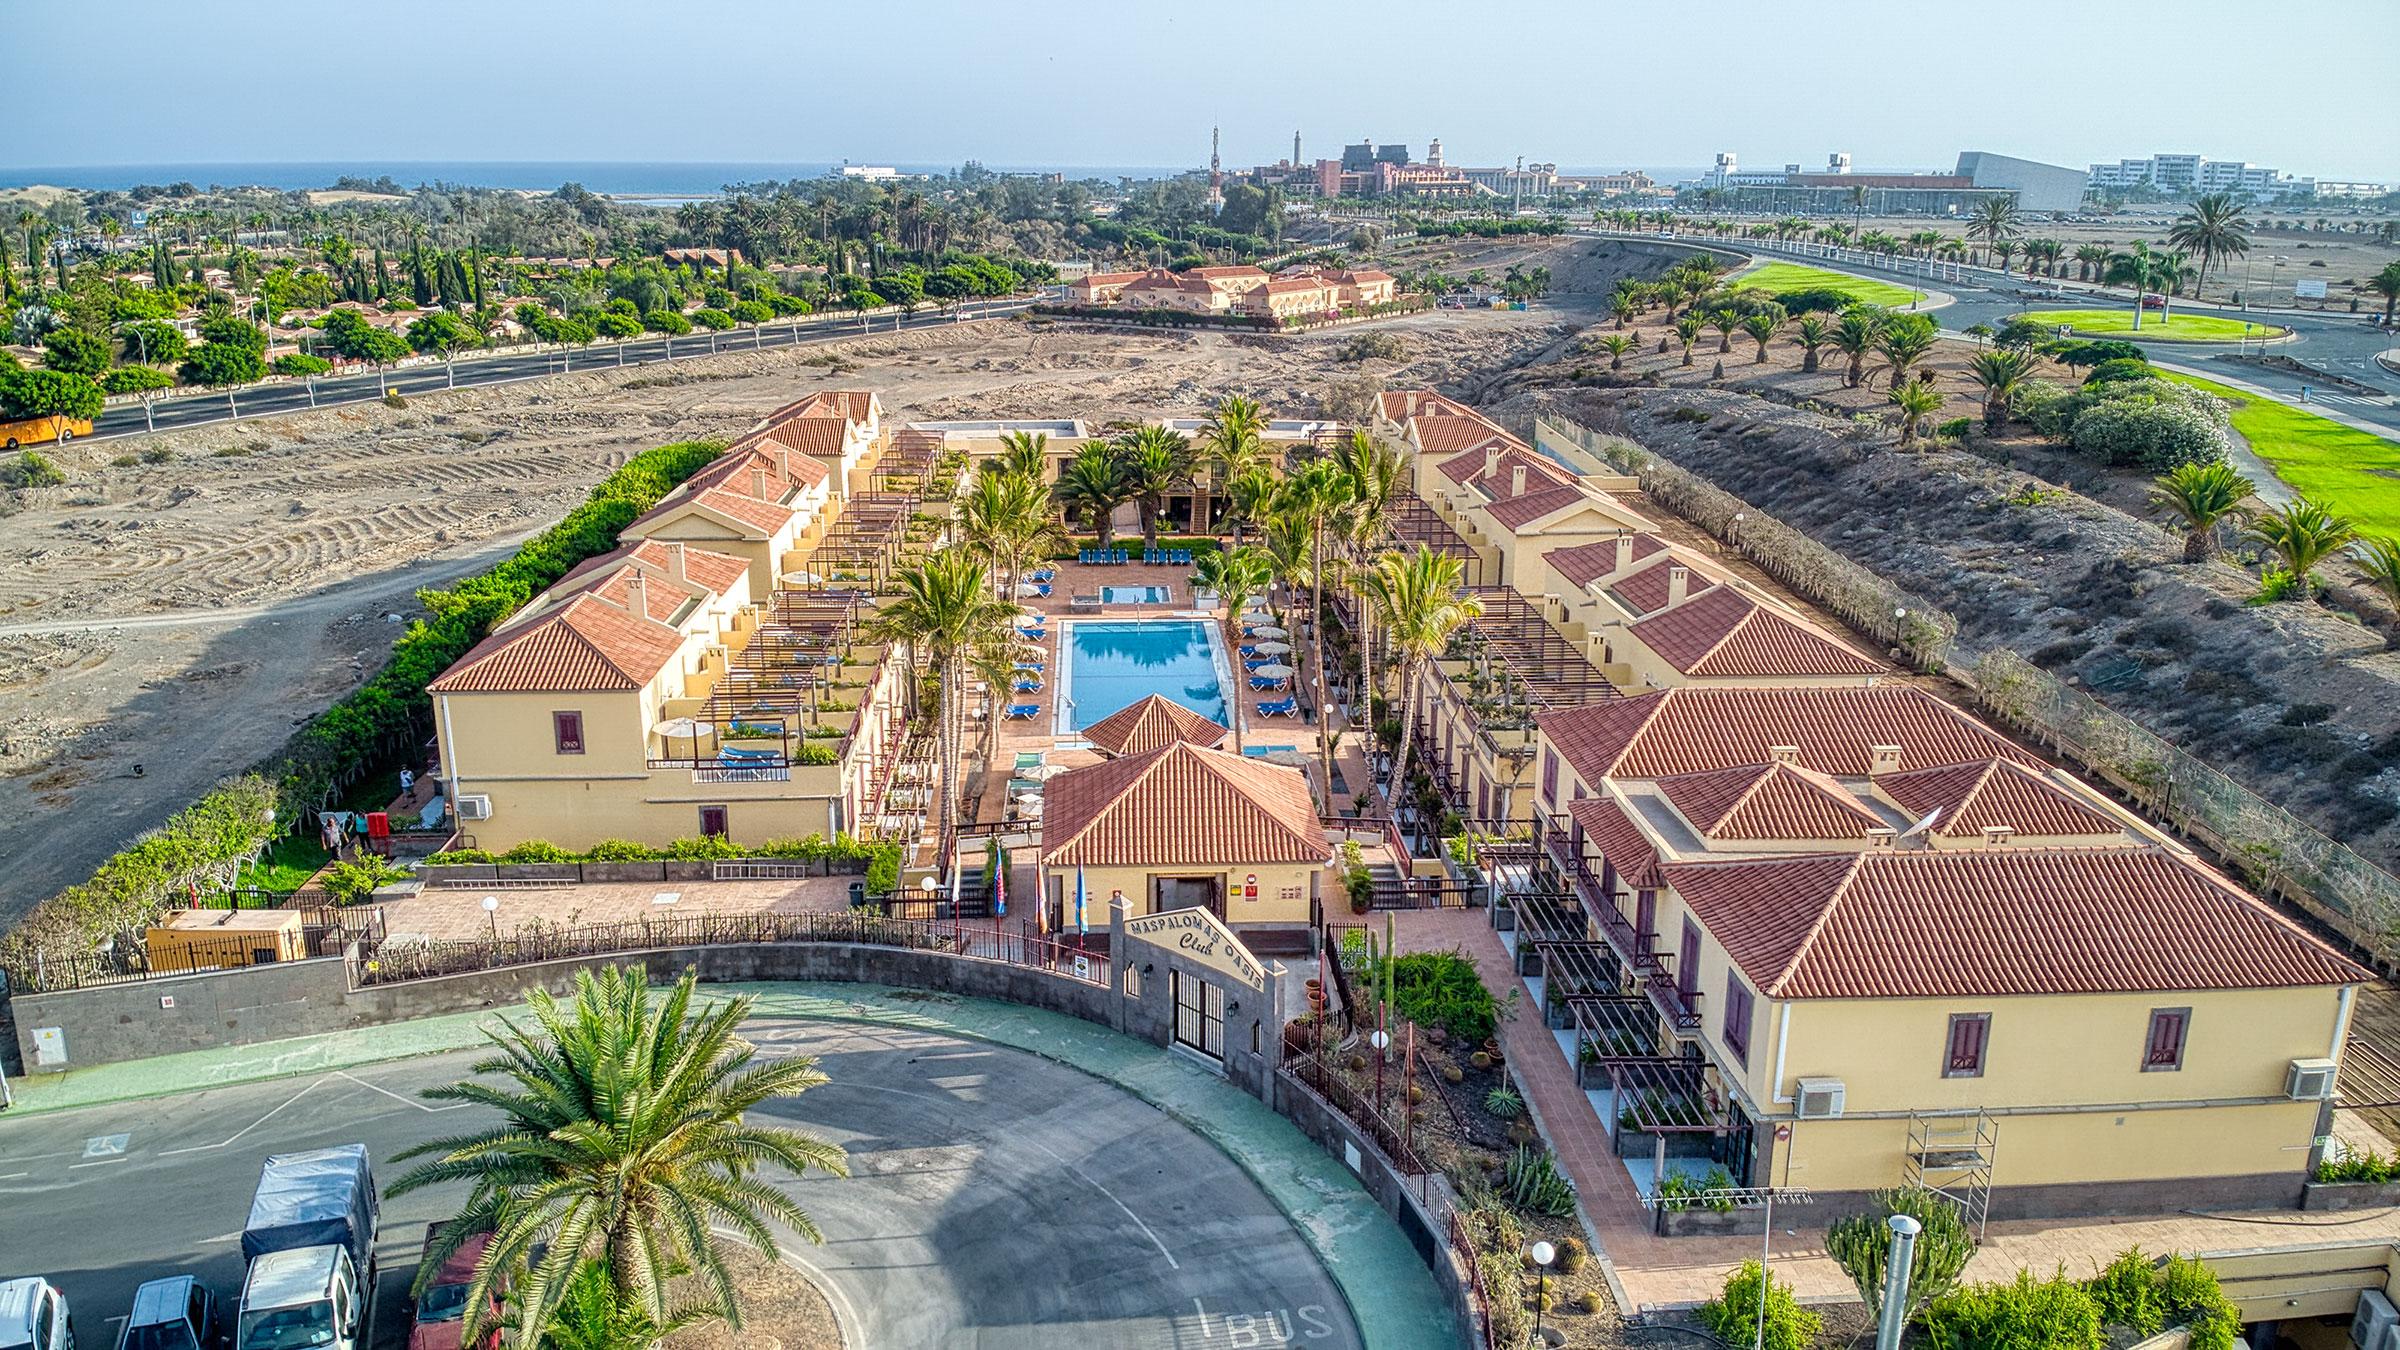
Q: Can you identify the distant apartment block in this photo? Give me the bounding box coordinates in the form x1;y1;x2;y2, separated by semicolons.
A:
2084;153;2363;200
1693;150;2085;214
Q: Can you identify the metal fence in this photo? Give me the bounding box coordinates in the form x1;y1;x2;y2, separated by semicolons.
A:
352;911;1109;988
1536;410;2400;968
2;928;354;994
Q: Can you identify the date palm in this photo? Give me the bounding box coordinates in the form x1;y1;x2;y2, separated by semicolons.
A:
1991;240;2019;274
1596;332;1636;370
1739;310;1782;363
1198;393;1271;484
1889;377;1944;447
1195;545;1274;745
1706;306;1741;353
1115;424;1194;554
1225;464;1279;550
1360;546;1481;798
1276;460;1355;788
2167;193;2251;295
1673;313;1702;367
1966;196;2021;266
2149;461;2251;563
1870;313;1939;389
1792;316;1829;373
2369;260;2400;324
1830;308;1882;388
1609;293;1637;328
2352;535;2400;619
1055;442;1128;549
390;967;847;1350
865;549;1021;836
2073;243;2109;282
958;467;1062;601
1965;348;2038;432
993;429;1049;483
1334;430;1407;708
2246;498;2355;602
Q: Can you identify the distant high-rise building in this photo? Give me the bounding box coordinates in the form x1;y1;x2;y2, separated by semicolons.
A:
1341;140;1378;172
1427;138;1444;167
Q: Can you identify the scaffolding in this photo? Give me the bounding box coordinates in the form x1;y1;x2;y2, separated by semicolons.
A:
1904;1110;1999;1240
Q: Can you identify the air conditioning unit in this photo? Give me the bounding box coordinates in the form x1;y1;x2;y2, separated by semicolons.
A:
1796;1077;1846;1119
2349;1288;2394;1350
2290;1057;2338;1101
455;794;493;821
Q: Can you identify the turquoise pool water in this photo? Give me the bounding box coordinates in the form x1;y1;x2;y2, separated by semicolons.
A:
1100;585;1172;604
1062;620;1228;732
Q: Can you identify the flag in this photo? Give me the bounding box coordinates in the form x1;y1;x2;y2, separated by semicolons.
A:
1075;865;1087;937
1036;867;1050;936
994;853;1007;918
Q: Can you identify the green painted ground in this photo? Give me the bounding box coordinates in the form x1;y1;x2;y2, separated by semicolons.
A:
1731;261;1926;307
2161;370;2400;538
2022;308;2275;342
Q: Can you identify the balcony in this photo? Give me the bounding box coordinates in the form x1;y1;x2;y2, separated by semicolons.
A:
648;756;794;784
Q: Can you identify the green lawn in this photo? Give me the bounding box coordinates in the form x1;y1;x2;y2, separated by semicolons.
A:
2020;309;2275;342
1731;261;1926;308
235;834;334;892
2160;371;2400;538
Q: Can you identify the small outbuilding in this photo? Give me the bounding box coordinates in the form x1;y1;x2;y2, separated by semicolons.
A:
144;908;308;973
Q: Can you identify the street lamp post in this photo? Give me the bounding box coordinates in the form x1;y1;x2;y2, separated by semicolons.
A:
482;894;499;942
1526;1239;1555;1345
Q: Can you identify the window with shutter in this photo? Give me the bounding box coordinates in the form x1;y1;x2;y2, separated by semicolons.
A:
1723;974;1754;1065
552;710;585;755
1945;1013;1989;1077
1540;748;1559;806
2143;1008;2189;1071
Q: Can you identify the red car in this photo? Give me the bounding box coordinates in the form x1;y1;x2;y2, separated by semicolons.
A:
2140;294;2168;309
408;1228;500;1350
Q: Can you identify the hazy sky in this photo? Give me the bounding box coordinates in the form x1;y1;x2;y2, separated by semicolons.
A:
7;0;2394;180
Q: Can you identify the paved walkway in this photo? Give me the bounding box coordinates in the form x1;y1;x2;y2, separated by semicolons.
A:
1387;907;2400;1312
0;980;1455;1350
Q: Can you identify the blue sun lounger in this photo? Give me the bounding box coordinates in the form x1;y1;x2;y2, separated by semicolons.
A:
1256;697;1298;718
1005;703;1041;719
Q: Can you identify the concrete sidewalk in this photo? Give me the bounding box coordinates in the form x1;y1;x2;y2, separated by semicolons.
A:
0;980;1458;1350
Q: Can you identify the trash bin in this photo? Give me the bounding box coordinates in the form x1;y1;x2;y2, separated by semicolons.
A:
848;881;866;908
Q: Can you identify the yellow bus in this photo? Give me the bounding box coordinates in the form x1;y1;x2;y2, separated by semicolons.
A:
0;415;93;450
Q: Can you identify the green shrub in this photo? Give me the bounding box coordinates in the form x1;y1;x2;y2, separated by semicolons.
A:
429;848;495;864
2082;357;2155;386
1503;1144;1576;1217
272;353;333;377
2070;397;2229;471
662;834;743;861
582;839;662;862
2317;1148;2400;1183
2084;1249;2163;1338
2015;379;2081;439
1924;1268;2102;1350
0;776;282;961
1366;949;1500;1041
9;449;66;487
2055;339;2144;368
1484;1084;1524;1119
2158;1254;2240;1350
1935;416;1972;440
1700;1261;1821;1350
500;840;574;863
321;857;402;905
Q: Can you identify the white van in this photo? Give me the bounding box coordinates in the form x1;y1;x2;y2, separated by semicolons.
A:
0;1278;74;1350
237;1248;362;1350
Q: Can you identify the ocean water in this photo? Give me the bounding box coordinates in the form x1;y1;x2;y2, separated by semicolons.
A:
0;160;1186;196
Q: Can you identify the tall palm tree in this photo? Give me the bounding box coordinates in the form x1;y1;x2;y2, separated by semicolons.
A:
1055;442;1128;549
389;967;847;1349
1965;348;2038;432
2246;498;2356;602
1333;431;1407;710
2167;193;2252;296
866;549;1019;838
2372;260;2400;324
2149;461;2251;563
1739;310;1782;363
1965;196;2021;266
1830;308;1882;388
2104;242;2169;331
993;429;1049;484
1359;547;1480;806
2073;243;2109;282
2352;536;2400;620
1194;545;1274;747
1889;377;1944;447
957;468;1061;602
1224;465;1279;550
1870;313;1939;389
1276;460;1354;790
1116;424;1194;554
1198;393;1271;485
1792;316;1830;373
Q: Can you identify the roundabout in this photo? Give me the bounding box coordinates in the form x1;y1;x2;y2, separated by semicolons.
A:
2017;307;2288;342
0;1004;1383;1348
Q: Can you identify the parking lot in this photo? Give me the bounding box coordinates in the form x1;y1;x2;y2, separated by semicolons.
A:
0;1017;1360;1348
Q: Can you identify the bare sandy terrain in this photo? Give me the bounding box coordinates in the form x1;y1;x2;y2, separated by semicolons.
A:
0;235;1640;921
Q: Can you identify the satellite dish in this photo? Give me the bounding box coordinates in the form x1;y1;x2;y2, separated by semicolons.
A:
1897;805;1943;839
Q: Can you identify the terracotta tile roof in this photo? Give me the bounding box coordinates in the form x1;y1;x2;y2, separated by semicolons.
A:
1539;686;2035;783
1547;535;1670;588
1879;758;2124;840
1187;265;1269;281
1340;269;1395;283
1083;694;1230;757
1040;741;1330;868
553;539;744;600
1483;484;1593;531
1607;555;1718;615
1423;419;1527;462
1378;389;1482;424
1261;277;1336;295
657;484;796;536
771;389;878;424
429;593;686;693
1566;797;1663;888
1629;587;1886;678
753;418;851;459
1663;849;2366;999
1657;761;1886;840
1076;270;1146;287
1125;269;1214;295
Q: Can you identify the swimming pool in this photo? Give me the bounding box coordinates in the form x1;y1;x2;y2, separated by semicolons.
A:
1058;619;1230;733
1100;585;1172;604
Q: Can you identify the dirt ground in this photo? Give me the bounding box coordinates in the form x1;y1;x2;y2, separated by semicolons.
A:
0;234;1644;923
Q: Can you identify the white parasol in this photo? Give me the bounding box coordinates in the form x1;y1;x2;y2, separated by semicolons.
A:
655;717;714;759
1246;624;1288;639
1262;749;1314;769
1017;762;1067;782
1250;640;1292;655
1254;662;1296;678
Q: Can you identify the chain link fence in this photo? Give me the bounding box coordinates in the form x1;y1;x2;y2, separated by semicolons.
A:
1535;413;2400;969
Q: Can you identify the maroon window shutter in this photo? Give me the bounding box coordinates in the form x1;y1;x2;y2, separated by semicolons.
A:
553;711;584;754
1541;749;1559;805
2146;1010;2188;1069
1947;1014;1988;1076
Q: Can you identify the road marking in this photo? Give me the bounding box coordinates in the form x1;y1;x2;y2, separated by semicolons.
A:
159;1076;329;1155
0;1171;29;1182
334;1070;468;1112
69;1156;128;1169
84;1133;130;1158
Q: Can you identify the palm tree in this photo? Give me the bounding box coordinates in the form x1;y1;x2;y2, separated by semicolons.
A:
2369;260;2400;324
1740;310;1782;363
1792;316;1829;373
1334;431;1407;709
389;967;847;1349
958;468;1061;602
1831;308;1882;388
1706;307;1740;354
2167;193;2252;296
1224;465;1279;550
2149;462;2251;563
1991;240;2019;275
2104;242;2168;331
1609;293;1638;329
1359;547;1480;804
1965;197;2021;266
536;1262;691;1350
1116;424;1193;554
1673;313;1702;367
1276;460;1354;790
2352;535;2400;619
1055;442;1128;549
1198;393;1272;484
1871;313;1939;389
1194;546;1274;747
2246;498;2356;602
866;549;1019;837
1889;377;1944;447
993;429;1049;484
1965;348;2038;432
2073;243;2109;282
1597;333;1636;370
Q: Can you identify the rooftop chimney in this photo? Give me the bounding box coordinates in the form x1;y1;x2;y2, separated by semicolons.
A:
1510;465;1528;498
750;461;770;499
1866;826;1897;849
625;568;649;618
1667;566;1689;608
1484;445;1502;481
1981;825;2016;847
1614;533;1634;573
665;541;687;584
1867;744;1902;776
1768;744;1800;765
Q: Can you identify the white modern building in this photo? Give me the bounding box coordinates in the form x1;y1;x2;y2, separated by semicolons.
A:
2087;153;2330;200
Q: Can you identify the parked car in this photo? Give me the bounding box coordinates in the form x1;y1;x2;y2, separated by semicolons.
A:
0;1278;73;1350
2141;294;2168;309
408;1227;500;1350
115;1277;226;1350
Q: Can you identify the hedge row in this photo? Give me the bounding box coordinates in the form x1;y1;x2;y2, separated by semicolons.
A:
435;833;901;893
1;439;729;964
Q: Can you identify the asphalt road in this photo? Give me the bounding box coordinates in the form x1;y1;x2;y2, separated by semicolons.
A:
0;1018;1359;1350
82;300;1033;444
1580;230;2400;433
